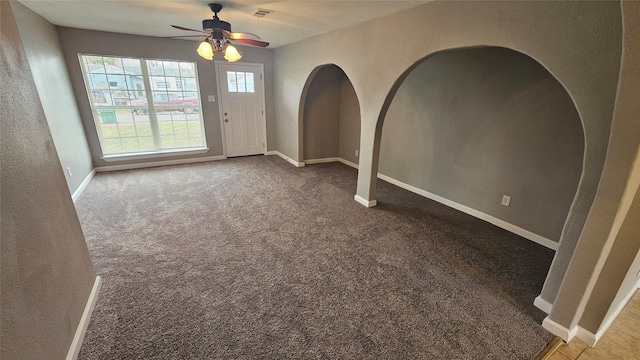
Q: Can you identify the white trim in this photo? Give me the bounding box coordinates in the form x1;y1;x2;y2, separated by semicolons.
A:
214;61;228;157
534;295;553;314
66;276;102;360
71;169;95;203
354;194;377;208
304;157;340;165
338;158;359;169
95;155;225;172
266;151;305;167
377;173;559;251
542;316;578;342
303;157;360;169
576;327;597;347
101;148;209;162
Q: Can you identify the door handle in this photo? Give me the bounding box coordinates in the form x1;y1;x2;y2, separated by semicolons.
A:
225;119;229;122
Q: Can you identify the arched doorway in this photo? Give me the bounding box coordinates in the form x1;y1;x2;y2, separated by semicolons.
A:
377;46;584;249
300;64;361;167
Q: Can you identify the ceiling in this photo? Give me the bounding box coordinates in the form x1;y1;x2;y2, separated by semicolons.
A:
19;1;429;48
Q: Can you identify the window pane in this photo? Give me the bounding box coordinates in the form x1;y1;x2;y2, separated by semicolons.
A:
92;90;110;106
246;73;255;93
227;71;237;92
179;62;196;77
146;60;165;76
162;61;180;76
237;72;246;92
97;108;154;154
122;58;142;75
158;117;204;149
183;78;197;91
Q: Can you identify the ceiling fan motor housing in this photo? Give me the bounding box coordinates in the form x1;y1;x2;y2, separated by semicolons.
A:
203;18;231;32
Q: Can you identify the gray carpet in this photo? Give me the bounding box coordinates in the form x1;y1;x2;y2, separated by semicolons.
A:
75;155;554;359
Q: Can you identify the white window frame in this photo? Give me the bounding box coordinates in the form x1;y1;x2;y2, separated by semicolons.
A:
79;54;208;160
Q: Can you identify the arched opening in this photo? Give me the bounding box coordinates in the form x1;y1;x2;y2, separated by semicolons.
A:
300;64;361;166
377;46;584;247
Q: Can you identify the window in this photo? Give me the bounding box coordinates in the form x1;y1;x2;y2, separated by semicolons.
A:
80;55;206;156
227;71;254;93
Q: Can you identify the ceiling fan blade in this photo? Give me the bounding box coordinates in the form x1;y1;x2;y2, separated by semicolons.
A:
162;35;207;38
222;30;261;41
171;25;208;34
231;38;270;47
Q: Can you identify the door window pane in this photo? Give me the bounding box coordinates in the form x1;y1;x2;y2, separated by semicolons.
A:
246;73;255;93
226;71;255;93
227;71;237;92
236;72;246;92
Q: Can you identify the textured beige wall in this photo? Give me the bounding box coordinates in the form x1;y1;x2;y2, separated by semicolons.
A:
303;66;342;159
56;27;275;167
580;172;640;333
550;0;640;331
379;47;583;242
273;0;622;314
0;2;96;359
338;76;361;165
11;2;93;194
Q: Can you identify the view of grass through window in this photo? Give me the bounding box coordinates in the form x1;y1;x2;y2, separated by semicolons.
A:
79;55;206;156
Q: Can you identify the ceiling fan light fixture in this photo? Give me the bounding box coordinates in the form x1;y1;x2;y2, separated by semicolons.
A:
223;44;242;62
196;41;214;60
173;3;267;61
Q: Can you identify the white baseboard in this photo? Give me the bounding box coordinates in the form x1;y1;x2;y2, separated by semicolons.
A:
542;316;578;342
66;276;102;360
71;169;95;202
95;155;226;172
534;295;553;314
376;173;558;251
354;194;377;207
303;157;359;170
576;327;597;347
266;151;305;167
304;157;340;165
339;158;359;169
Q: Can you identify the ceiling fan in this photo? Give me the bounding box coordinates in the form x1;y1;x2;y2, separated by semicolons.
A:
170;3;269;62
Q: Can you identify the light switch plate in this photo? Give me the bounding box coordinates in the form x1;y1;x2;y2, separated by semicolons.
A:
501;195;511;207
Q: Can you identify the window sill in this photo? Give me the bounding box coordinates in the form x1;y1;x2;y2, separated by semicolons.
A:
101;147;210;162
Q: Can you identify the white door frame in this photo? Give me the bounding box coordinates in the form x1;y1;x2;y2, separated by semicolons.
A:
214;61;267;157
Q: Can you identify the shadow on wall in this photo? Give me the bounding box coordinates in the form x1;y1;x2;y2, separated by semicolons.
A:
301;64;361;165
379;47;584;243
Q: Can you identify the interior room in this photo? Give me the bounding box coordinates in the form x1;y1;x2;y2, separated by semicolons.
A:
2;1;639;359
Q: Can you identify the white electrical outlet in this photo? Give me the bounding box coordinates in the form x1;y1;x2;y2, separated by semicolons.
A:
501;195;511;206
355;149;359;157
66;167;72;177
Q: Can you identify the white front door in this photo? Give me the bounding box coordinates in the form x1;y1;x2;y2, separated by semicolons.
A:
217;62;266;157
